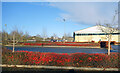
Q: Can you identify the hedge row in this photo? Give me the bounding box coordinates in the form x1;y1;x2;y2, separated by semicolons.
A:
2;51;119;68
24;43;99;46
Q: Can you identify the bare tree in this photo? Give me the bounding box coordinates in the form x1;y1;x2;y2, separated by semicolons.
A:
2;30;8;45
8;29;16;52
66;32;72;38
23;32;30;41
97;11;118;55
50;36;54;40
42;28;47;41
12;31;15;52
10;26;24;52
36;34;41;38
0;31;2;43
35;34;42;42
11;29;18;52
53;33;58;40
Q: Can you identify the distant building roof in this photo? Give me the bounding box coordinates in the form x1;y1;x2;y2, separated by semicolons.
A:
74;25;118;34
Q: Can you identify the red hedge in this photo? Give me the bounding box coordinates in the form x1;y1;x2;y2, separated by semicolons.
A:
3;51;119;68
24;43;99;46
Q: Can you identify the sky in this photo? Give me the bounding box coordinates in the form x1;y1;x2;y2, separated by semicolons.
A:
2;2;118;38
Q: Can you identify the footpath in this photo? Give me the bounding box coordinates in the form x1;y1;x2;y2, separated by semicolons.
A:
0;64;119;71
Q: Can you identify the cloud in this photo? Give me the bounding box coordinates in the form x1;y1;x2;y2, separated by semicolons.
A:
50;2;118;25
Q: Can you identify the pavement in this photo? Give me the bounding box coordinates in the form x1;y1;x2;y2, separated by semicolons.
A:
0;64;119;71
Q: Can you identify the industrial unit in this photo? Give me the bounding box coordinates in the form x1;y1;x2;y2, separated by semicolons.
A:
73;25;120;43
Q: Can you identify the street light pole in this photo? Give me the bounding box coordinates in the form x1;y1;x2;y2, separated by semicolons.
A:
63;18;66;43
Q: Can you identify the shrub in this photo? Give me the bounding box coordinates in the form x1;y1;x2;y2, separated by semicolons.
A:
2;50;120;68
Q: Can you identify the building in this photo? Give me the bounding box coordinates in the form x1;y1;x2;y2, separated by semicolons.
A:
27;37;36;42
73;25;120;43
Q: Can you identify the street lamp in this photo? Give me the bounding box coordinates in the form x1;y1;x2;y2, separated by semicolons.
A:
63;18;66;43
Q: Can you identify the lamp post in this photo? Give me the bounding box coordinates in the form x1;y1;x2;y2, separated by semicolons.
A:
63;18;66;43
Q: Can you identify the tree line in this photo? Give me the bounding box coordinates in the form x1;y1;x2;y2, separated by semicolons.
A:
0;29;72;45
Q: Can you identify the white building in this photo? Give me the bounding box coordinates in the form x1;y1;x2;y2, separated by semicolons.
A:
73;25;120;43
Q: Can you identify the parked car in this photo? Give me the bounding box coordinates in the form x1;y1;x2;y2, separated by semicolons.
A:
51;39;57;42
